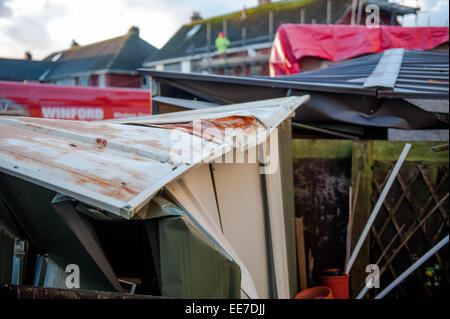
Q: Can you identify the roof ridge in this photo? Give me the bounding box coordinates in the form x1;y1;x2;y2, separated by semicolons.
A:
104;33;135;71
185;0;314;27
44;34;129;60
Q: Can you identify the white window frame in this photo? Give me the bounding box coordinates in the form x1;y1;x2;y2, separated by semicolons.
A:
78;76;89;86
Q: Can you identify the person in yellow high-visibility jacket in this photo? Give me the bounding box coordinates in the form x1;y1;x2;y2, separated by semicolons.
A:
215;32;230;54
215;32;230;74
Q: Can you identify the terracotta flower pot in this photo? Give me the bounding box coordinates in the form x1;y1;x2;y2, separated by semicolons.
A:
319;274;350;299
295;287;334;299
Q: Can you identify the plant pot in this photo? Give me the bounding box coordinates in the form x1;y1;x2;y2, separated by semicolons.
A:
295;287;334;299
319;274;350;299
321;268;342;277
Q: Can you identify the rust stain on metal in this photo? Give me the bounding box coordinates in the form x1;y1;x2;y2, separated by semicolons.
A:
0;143;141;202
95;138;108;148
0;96;307;219
17;118;176;153
137;138;166;150
152;115;263;141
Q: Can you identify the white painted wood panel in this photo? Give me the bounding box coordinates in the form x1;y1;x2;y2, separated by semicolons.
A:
211;147;271;299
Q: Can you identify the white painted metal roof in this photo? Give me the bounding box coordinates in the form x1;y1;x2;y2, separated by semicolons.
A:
0;96;308;219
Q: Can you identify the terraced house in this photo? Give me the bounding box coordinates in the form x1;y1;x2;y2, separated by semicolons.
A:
143;0;417;76
0;27;157;89
42;26;157;88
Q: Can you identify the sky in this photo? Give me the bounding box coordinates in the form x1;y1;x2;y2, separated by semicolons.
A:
0;0;448;60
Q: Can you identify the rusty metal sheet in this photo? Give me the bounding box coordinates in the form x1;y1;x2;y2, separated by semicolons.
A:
109;96;307;129
0;96;309;219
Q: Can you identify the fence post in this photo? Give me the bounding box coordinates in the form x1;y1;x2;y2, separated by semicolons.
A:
350;141;374;295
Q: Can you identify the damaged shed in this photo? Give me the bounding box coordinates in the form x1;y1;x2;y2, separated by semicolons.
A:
0;96;309;299
136;49;449;298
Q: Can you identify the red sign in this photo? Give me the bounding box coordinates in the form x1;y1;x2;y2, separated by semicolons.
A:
0;81;151;120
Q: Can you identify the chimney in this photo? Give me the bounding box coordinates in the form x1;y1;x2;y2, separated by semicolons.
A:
258;0;271;5
128;26;140;37
71;39;80;48
24;51;32;61
191;11;202;23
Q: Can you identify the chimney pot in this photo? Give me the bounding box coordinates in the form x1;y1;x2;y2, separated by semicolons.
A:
258;0;271;5
71;39;80;48
128;26;140;37
191;11;202;23
24;51;32;61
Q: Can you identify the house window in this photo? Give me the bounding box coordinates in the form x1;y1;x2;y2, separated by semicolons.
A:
164;63;181;72
250;64;262;76
151;79;158;96
141;75;150;89
55;78;75;86
181;60;191;73
78;76;89;86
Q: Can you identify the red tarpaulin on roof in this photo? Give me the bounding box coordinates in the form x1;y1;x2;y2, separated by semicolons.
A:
269;24;449;76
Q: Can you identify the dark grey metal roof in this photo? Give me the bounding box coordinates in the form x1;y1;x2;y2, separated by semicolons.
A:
366;0;418;15
278;49;449;99
138;49;448;131
140;49;449;100
145;0;353;64
139;67;378;96
0;58;53;81
42;33;157;81
145;0;418;65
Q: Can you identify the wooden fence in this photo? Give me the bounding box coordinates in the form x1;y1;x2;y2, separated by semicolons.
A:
293;140;449;298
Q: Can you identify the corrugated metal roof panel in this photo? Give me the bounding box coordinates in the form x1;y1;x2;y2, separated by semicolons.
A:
141;49;449;100
0;96;309;219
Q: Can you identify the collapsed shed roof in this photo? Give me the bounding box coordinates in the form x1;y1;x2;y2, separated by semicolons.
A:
0;96;308;220
139;49;448;131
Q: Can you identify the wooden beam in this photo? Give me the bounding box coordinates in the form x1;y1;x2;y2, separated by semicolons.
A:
259;129;291;299
350;141;373;295
296;218;307;292
278;119;298;298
